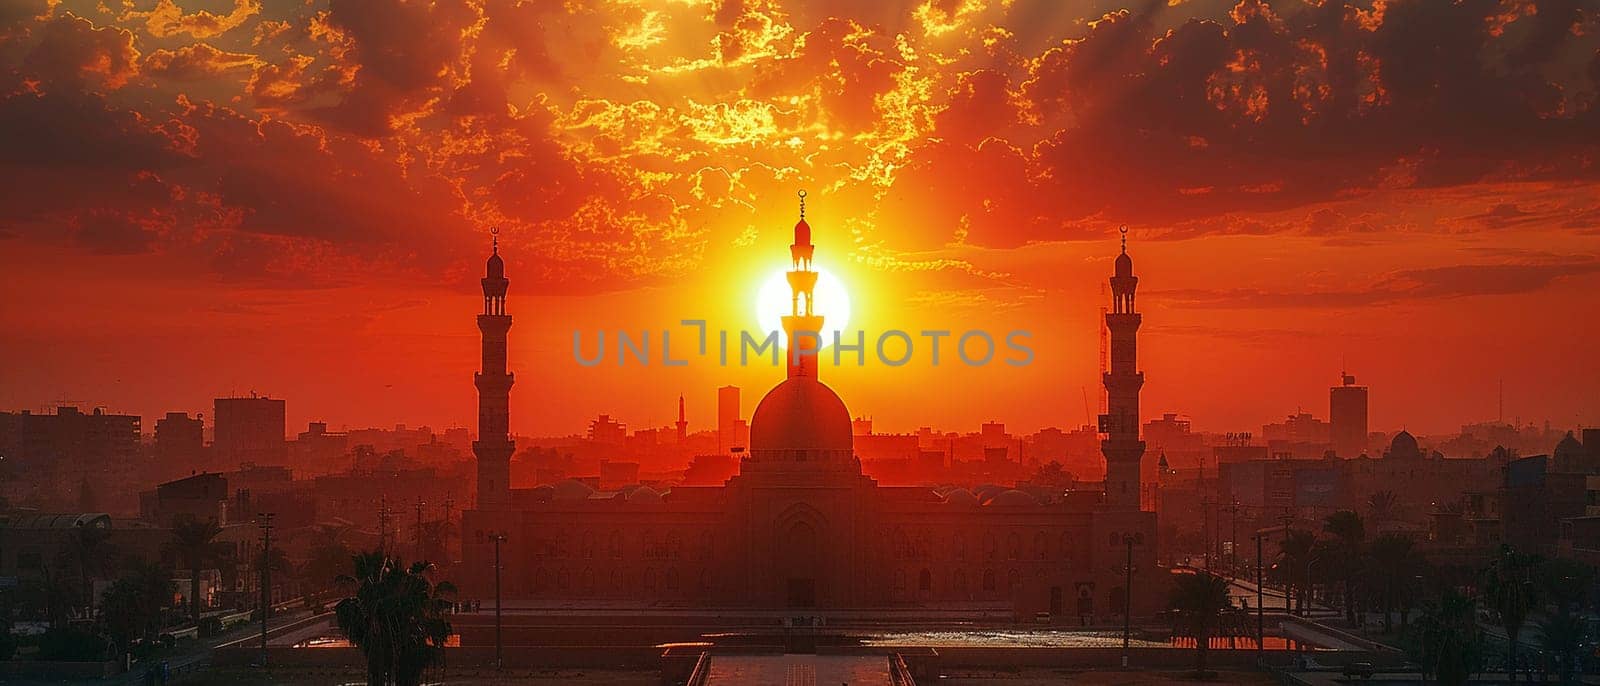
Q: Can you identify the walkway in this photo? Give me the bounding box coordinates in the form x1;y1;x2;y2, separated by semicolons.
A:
704;654;893;686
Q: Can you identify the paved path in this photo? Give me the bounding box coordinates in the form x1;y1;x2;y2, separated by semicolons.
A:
705;655;892;686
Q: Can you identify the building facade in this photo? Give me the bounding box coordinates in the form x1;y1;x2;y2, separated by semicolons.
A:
462;201;1159;618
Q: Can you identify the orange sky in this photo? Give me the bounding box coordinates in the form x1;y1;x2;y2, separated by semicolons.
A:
1;0;1598;438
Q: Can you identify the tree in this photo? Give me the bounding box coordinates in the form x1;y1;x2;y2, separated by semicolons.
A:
1279;529;1317;615
1367;533;1418;634
58;525;118;617
167;516;225;622
1409;589;1482;686
334;551;456;686
1536;557;1593;685
99;562;173;658
1168;571;1231;678
305;540;356;595
1479;545;1543;683
1323;510;1366;623
1367;490;1398;522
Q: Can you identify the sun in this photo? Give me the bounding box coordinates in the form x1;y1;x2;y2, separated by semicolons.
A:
756;266;851;349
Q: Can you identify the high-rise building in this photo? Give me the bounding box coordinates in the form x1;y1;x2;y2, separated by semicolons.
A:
212;395;286;466
0;406;141;510
154;411;204;469
1330;372;1369;458
1099;227;1146;510
474;232;514;510
717;385;743;452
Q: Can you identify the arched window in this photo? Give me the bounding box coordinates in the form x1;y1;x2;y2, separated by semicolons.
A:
557;568;570;590
580;530;596;559
1006;532;1021;560
644;567;658;591
954;569;968;594
918;568;932;592
699;569;712;592
667;531;683;560
1008;568;1020;593
1059;532;1073;566
893;569;907;592
1134;532;1145;545
982;569;997;592
665;568;680;591
580;567;595;595
533;567;550;593
1034;531;1048;560
608;530;623;559
953;533;967;561
983;532;998;560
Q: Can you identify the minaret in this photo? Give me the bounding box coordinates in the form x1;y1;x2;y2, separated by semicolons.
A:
1099;227;1146;510
675;394;688;444
783;190;823;379
474;229;514;509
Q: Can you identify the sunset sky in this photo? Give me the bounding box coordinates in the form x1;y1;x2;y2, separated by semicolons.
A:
2;0;1598;439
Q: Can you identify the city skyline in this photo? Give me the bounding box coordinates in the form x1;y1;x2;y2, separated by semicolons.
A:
3;0;1599;437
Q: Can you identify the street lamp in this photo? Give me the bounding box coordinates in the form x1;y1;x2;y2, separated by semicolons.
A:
1121;533;1136;669
1252;531;1264;655
489;532;506;670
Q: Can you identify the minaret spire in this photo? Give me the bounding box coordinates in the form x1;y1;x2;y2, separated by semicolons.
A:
783;190;822;379
1100;227;1145;510
474;229;514;509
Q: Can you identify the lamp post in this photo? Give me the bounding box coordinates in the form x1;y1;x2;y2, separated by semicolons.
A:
489;532;506;670
1121;533;1135;669
257;512;275;668
1254;532;1264;655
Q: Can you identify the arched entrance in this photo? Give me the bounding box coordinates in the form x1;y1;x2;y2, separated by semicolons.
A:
781;520;819;607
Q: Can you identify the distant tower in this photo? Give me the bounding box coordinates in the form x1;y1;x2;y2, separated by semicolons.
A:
1330;372;1368;458
676;394;688;444
474;230;514;510
784;190;823;379
1099;227;1146;510
717;385;742;453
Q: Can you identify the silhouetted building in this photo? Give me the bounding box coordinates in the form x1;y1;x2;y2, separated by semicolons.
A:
462;199;1160;618
1330;372;1368;458
474;232;514;510
154;412;205;470
213;395;286;467
717;385;746;453
141;472;228;526
293;421;349;469
0;406;141;511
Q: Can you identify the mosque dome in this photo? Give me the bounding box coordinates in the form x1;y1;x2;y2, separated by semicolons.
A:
1389;430;1419;458
749;377;852;453
486;250;504;279
943;488;978;507
552;478;595;500
1115;251;1133;277
988;489;1040;508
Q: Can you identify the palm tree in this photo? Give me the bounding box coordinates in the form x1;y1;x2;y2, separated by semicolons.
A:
1368;533;1417;634
1368;490;1398;522
167;516;224;622
1410;588;1482;686
334;551;456;686
1323;510;1366;622
1168;571;1231;678
59;525;117;617
1279;529;1316;615
1479;545;1542;683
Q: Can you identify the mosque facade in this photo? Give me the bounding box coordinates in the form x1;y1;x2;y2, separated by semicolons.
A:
461;199;1161;618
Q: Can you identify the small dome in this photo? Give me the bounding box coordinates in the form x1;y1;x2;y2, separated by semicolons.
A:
749;377;852;453
988;489;1040;508
943;488;978;507
552;478;595;500
626;485;663;504
1555;431;1582;459
1114;251;1133;277
486;251;505;279
1389;430;1419;458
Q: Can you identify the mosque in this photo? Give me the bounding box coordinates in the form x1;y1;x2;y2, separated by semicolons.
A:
460;198;1161;619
